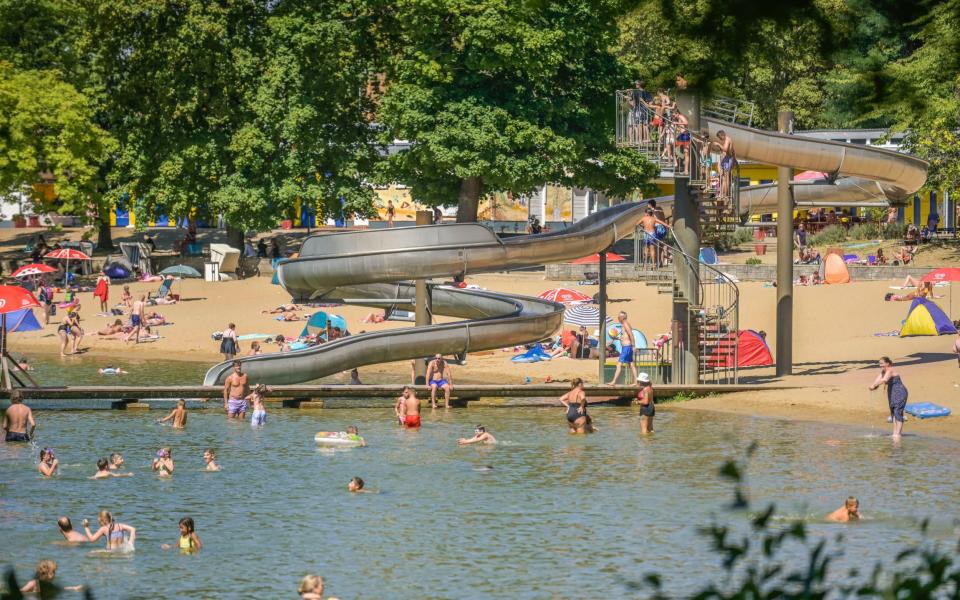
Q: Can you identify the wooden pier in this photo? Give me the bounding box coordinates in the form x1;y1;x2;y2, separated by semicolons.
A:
0;383;791;409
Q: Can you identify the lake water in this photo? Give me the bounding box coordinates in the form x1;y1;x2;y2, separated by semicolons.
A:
3;399;959;598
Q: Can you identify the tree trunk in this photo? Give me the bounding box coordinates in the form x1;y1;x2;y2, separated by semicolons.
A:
225;223;245;250
456;177;482;223
96;213;113;251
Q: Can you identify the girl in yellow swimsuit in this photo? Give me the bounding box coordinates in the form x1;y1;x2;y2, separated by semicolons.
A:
163;516;202;552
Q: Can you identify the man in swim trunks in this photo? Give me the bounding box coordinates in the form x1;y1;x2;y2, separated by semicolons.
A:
712;130;737;202
674;111;691;171
426;354;453;408
2;390;35;442
639;207;669;268
398;386;421;428
825;497;862;522
131;294;145;343
222;361;250;419
607;311;640;386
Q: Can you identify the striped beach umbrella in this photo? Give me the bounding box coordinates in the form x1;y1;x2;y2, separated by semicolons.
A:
563;304;601;327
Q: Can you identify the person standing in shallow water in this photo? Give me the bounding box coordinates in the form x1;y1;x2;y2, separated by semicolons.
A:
2;390;35;442
869;356;908;438
635;372;655;434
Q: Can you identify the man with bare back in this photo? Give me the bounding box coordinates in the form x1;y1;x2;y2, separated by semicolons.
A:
397;386;421;428
2;390;35;442
713;130;737;202
131;295;146;343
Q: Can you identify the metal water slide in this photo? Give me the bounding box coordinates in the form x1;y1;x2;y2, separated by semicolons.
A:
702;118;928;215
202;203;646;385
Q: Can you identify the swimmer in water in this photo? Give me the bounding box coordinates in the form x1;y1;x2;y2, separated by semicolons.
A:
91;458;134;479
57;517;90;543
347;476;377;493
247;383;268;427
38;447;59;477
559;378;595;433
203;448;220;471
109;452;125;470
345;425;366;447
152;447;174;476
826;496;862;522
19;560;83;594
298;574;326;600
83;510;136;550
98;366;128;375
458;424;497;445
157;399;187;428
162;516;202;552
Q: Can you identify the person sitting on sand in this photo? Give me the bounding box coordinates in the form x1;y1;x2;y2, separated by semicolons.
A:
559;378;595;434
826;496;862;522
20;560;83;594
157;399;187;428
274;334;291;352
98;319;125;336
57;517;90;543
91;458;134;479
203;448;221;471
248;341;263;356
458;424;497;445
350;369;362;385
120;285;133;309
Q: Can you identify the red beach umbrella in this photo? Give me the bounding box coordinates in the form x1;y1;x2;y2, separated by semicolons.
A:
44;248;92;285
922;267;960;315
570;252;626;264
0;286;40;314
538;288;592;304
11;263;58;278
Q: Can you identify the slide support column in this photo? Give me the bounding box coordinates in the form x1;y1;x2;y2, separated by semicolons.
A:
598;250;607;384
776;111;794;377
414;210;433;384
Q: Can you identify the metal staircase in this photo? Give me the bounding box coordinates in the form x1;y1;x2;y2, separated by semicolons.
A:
615;90;748;383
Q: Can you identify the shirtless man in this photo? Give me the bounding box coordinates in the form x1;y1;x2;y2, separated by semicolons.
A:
222;361;250;419
131;294;146;343
713;130;737;201
57;517;89;542
607;312;640;385
2;390;35;442
426;354;453;409
674;111;691;171
397;386;421;428
157;399;187;428
639;207;669;267
458;424;497;445
825;497;862;523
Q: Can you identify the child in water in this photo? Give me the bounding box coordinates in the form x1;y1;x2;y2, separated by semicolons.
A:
299;574;330;600
157;399;187;428
203;448;220;471
91;458;133;479
247;384;268;427
826;496;862;522
162;516;202;552
345;425;366;447
38;447;59;477
19;560;83;594
152;447;174;477
109;453;125;470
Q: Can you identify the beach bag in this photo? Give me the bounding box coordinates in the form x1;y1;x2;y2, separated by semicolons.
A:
211;331;223;341
655;223;667;238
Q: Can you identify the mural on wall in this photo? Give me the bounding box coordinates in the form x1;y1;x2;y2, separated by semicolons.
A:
478;191;529;221
545;185;572;222
372;187;420;221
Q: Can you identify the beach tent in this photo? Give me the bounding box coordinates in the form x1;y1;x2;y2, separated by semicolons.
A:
899;298;957;337
706;330;773;368
300;312;349;339
699;247;719;265
607;324;649;352
5;308;41;333
821;252;850;284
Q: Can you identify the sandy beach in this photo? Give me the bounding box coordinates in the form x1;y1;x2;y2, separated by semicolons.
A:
7;263;958;439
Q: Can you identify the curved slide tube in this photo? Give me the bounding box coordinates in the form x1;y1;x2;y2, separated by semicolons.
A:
702;118;928;215
203;203;645;385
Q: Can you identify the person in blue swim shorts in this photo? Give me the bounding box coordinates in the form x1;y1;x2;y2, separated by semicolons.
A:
606;311;640;386
426;354;453;409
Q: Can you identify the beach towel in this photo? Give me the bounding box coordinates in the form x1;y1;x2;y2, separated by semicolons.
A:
905;402;951;419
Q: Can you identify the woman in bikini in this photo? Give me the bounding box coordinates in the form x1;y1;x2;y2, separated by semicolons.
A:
83;510;136;550
558;378;594;434
152;447;175;477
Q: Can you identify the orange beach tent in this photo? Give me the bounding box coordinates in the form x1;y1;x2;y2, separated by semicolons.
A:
821;251;850;284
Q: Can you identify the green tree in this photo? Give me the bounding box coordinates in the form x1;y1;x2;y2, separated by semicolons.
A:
82;0;378;243
0;64;116;229
376;0;654;222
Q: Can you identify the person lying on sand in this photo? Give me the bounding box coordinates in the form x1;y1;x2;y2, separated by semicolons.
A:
98;319;125;336
885;282;931;302
262;304;300;314
362;311;386;323
274;313;302;322
826;496;862;522
144;312;167;326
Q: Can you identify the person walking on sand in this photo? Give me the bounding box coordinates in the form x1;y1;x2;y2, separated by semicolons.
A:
397;386;421;428
157;399;187;428
220;322;238;361
636;372;655;433
607;312;640;386
223;361;250;418
131;295;145;343
93;271;110;313
3;390;35;442
869;356;908;439
426;354;453;409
